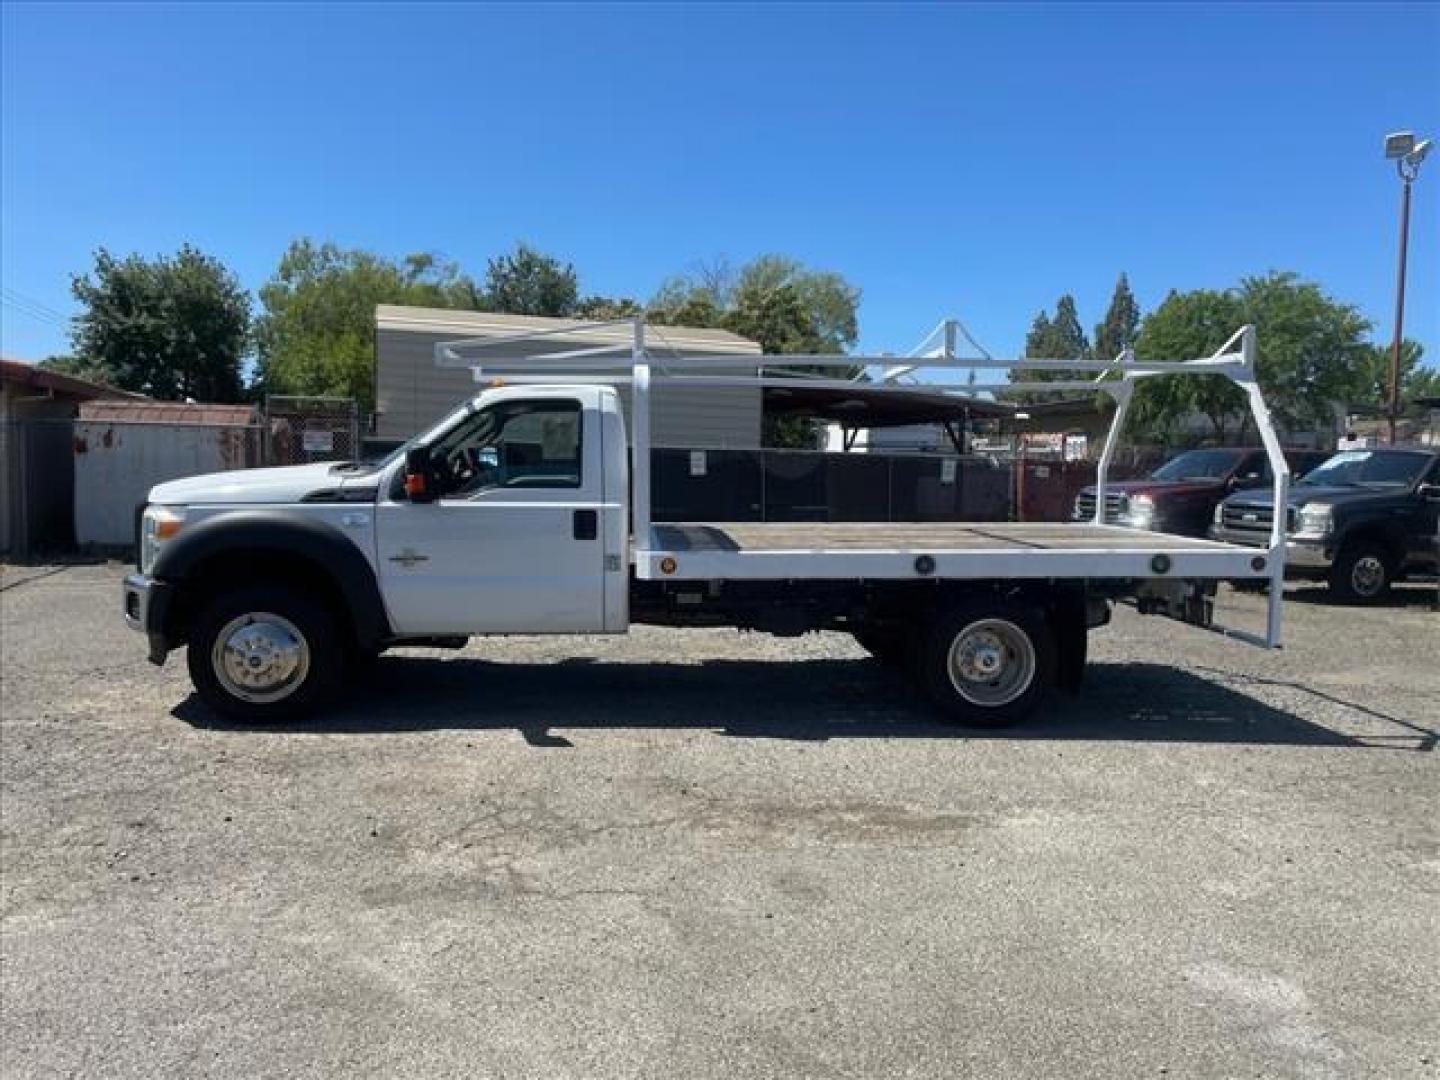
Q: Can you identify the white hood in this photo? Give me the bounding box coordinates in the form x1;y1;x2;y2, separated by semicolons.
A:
148;462;350;505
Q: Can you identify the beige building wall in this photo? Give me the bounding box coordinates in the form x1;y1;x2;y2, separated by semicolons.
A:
374;307;764;448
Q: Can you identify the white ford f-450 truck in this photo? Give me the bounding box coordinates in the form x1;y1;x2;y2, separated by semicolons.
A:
123;320;1291;726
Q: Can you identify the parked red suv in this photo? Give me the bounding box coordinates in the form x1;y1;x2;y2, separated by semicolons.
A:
1073;447;1328;538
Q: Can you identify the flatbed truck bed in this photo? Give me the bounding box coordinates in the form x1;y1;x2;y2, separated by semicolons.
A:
652;520;1244;553
642;521;1269;582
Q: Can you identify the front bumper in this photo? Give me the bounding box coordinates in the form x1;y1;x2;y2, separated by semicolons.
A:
122;574;175;665
1207;526;1333;571
1283;538;1333;570
1073;511;1180;534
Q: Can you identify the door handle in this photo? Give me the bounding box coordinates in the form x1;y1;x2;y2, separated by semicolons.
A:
573;509;598;540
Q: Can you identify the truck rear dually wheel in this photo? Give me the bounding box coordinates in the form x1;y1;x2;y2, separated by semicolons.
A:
187;585;342;722
917;602;1054;726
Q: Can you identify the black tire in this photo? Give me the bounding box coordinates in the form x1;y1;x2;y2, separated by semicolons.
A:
186;584;343;722
916;601;1055;726
1328;541;1394;604
852;624;912;668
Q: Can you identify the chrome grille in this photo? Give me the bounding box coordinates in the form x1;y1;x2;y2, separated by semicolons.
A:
1222;504;1293;536
1075;491;1127;522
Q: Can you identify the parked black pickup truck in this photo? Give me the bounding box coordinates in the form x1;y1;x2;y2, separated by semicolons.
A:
1210;445;1440;601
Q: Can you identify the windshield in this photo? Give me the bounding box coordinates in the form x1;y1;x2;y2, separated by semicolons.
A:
331;399;479;475
1150;449;1244;481
1297;450;1431;488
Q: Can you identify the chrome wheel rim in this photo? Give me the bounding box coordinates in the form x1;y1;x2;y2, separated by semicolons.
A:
946;618;1037;707
1351;555;1386;597
212;612;310;704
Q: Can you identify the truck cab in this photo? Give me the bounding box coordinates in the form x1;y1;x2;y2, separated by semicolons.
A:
126;386;628;715
373;385;629;636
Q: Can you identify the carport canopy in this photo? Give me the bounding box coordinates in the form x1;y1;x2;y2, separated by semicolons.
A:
760;382;1065;452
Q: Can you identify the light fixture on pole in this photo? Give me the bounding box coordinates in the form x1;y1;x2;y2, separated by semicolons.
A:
1382;131;1431;443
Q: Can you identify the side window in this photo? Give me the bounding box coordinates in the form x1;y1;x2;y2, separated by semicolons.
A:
437;399;583;497
1235;453;1268;482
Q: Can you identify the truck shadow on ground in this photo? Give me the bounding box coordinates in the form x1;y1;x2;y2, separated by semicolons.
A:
1283;582;1439;609
174;657;1435;751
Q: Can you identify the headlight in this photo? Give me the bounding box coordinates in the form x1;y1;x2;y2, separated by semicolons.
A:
1294;503;1332;537
1123;494;1156;528
140;506;186;574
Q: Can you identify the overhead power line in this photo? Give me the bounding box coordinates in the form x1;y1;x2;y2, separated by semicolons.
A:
0;288;70;329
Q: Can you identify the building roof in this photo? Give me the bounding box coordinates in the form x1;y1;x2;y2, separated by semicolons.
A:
0;358;140;401
763;383;1012;426
376;305;762;356
78;399;256;426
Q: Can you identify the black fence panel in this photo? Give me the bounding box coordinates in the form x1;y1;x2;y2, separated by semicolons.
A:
651;449;763;522
2;419;77;558
651;448;1018;524
825;454;891;521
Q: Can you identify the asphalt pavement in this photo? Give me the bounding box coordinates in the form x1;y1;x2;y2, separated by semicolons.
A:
2;563;1436;1078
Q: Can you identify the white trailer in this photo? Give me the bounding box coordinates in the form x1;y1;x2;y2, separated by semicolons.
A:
123;318;1290;726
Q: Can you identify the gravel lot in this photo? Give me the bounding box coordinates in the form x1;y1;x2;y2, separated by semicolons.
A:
2;562;1437;1079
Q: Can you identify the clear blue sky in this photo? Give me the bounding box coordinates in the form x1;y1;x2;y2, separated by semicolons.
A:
3;2;1438;366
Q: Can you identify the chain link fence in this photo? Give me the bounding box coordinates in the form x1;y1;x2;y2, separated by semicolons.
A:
263;396;360;465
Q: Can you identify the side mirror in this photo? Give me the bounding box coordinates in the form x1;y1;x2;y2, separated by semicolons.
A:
403;447;438;504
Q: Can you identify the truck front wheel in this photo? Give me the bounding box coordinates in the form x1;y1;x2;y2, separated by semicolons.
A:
186;584;343;722
917;603;1054;726
1328;541;1394;603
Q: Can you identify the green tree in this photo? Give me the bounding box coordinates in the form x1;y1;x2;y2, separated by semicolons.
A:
1093;273;1140;362
1012;294;1094;402
38;353;116;387
573;295;642;320
1237;271;1371;435
1129;273;1373;442
484;243;578;317
730;256;859;354
1352;340;1440;411
651;255;860;354
648;255;862;447
648;280;724;332
1023;311;1053;357
254;240;482;411
68;245;249;401
1042;295;1092;360
1131;288;1247;440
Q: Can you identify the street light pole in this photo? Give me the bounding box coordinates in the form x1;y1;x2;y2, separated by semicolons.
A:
1387;171;1412;444
1383;131;1431;444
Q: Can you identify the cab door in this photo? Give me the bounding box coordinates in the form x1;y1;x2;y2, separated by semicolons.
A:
375;388;607;635
1407;457;1440;569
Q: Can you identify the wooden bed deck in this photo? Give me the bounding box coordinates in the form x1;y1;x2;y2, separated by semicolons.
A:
651;521;1243;554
